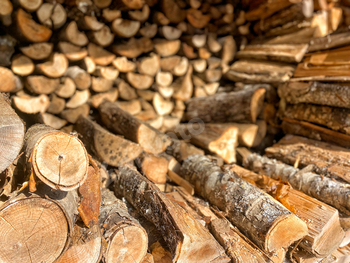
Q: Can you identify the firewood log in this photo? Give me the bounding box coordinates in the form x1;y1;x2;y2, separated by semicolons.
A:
116;99;142;115
56;77;76;98
243;153;350;215
308;31;350;52
66;90;90;109
139;23;158;38
61;21;88;47
88;43;115;66
77;16;104;31
0;95;24;174
129;5;150;22
36;3;66;29
13;93;50;114
93;0;112;8
127;72;154;89
157;86;174;99
137;89;155;101
24;124;89;191
265;135;350;183
56;224;102;263
65;66;91;90
156;71;173;87
187;9;211;29
0;0;12;26
237;44;308;63
159;26;182;40
88;25;114;47
154;39;181;57
181;154;308;252
112;19;140;38
172;57;189;76
91;77;113;92
37;53;68;78
230;164;344;257
114;164;230;263
226;60;295;83
192;59;207;73
47;94;65;114
166;140;204;162
80;56;96;74
142;253;154;263
58;42;88;61
175;187;286;263
221;35;236;65
138;54;160;76
0;67;18;92
184;87;266;123
90;88;118;108
173;64;193;101
281;118;350;148
11;55;34;76
161;0;186;23
38;113;67;130
0;187;78;263
25;75;59;94
99;101;171;154
20;43;53;60
99;189;148;263
160;56;181;71
16;8;52;42
93;66;119;80
170;123;238;163
153;93;174;115
112;56;136;72
136;153;168;184
118;80;137;100
278;81;350;109
112;37;153;58
61;104;90;123
282;103;350;135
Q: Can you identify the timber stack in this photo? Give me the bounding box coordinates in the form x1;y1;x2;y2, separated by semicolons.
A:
1;0;350;262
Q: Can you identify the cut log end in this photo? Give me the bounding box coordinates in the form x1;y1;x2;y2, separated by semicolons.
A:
138;124;172;154
32;131;88;191
251;88;266;123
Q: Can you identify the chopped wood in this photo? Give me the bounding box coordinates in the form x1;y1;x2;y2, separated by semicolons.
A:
308;31;350;52
146;116;164;130
185;87;266;123
230;164;344;257
139;23;158;38
93;66;119;80
114;164;230;262
181;155;308;252
88;25;114;47
112;19;140;38
187;9;211;29
19;0;43;12
192;59;207;73
65;66;91;90
24;124;88;191
0;67;17;92
99;101;171;154
156;71;173;87
136;153;168;184
158;86;174;99
173;64;193;101
16;8;52;42
112;37;153;58
166;139;204;162
138;54;160;76
159;26;182;40
127;72;154;89
99;189;148;262
142;253;154;263
36;3;66;29
25;75;59;94
0;95;24;174
88;43;115;66
102;8;121;22
62;21;88;47
75;116;142;167
0;0;12;26
265;135;350;183
90;88;118;108
116;99;142;115
91;77;113;93
137;89;155;101
161;0;186;23
37;53;68;78
221;35;236;65
237;44;309;63
11;55;34;76
118;80;137;100
66;90;90;109
112;56;136;72
93;0;112;8
61;103;90;123
78;16;104;31
226;60;295;83
154;39;181;57
172;57;189;76
20;43;53;60
56;77;76;98
13;93;50;114
278;81;350;109
38;113;67;130
58;42;88;61
81;56;96;74
129;5;150;22
243;152;350;215
170;123;238;163
153;92;174;115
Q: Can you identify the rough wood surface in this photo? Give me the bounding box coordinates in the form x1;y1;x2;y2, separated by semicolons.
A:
230;164;344;257
99;101;171;154
184;87;266;123
24;124;88;191
265;135;350;183
114;164;230;263
99;189;148;263
75;116;142;167
181;155;308;252
0;94;25;174
243;153;350;215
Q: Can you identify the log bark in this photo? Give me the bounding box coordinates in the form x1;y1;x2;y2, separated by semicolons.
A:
0;95;24;174
99;189;148;263
180;154;308;252
75;115;142;167
308;31;350;52
166;140;204;162
99;101;171;154
184;87;266;123
243;153;350;215
230;164;344;257
278;81;350;109
113;164;230;263
24;124;88;191
282;102;350;135
265;135;350;183
281;118;350;148
170;123;238;163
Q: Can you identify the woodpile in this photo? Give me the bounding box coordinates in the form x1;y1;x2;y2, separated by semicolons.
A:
2;0;350;262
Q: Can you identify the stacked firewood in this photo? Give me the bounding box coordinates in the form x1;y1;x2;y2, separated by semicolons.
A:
2;0;350;262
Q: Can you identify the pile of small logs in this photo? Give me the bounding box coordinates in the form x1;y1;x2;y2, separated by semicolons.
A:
2;0;350;262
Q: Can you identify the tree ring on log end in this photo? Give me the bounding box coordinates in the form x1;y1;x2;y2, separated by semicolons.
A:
32;131;88;191
0;197;69;263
